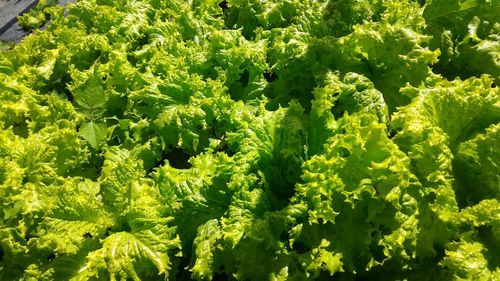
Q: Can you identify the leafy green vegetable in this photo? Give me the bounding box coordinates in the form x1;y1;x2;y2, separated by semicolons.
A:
0;0;498;280
424;0;500;79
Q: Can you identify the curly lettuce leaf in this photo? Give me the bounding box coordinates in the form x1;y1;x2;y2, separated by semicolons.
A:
295;113;423;273
392;76;500;208
424;0;500;79
74;222;180;281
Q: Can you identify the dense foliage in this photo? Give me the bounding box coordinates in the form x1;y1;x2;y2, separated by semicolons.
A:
0;0;499;280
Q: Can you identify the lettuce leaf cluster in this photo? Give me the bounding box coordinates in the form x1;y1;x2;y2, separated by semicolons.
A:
0;0;499;280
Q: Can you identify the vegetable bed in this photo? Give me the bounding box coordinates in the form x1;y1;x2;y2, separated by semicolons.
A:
0;0;499;280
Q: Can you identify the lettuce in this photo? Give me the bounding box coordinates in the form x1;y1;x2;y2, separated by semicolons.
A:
0;0;498;280
424;0;500;79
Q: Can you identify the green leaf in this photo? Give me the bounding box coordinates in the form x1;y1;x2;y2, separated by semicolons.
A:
73;77;106;117
79;121;107;149
1;0;500;279
73;224;180;281
438;236;500;280
455;123;500;206
423;0;479;22
191;219;222;279
296;113;422;272
226;102;307;200
423;0;500;78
